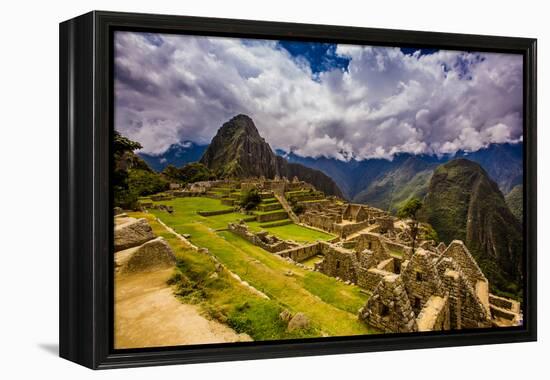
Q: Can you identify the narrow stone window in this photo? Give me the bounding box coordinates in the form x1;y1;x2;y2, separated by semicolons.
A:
368;242;372;250
395;260;401;274
336;260;341;269
414;297;421;311
380;304;390;317
416;271;423;281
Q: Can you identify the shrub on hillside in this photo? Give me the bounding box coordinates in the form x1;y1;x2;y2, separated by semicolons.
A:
162;162;215;184
128;169;169;196
240;189;262;210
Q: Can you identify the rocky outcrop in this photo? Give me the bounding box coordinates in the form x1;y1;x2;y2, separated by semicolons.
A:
200;115;343;197
116;237;176;274
287;312;310;332
114;218;156;251
114;214;176;274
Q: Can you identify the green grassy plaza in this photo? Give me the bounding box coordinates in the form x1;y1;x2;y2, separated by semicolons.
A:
132;196;375;340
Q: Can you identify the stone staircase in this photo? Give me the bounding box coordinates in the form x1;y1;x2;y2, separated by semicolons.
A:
273;191;299;223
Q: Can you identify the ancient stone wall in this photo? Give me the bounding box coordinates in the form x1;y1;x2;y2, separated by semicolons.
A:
454;275;491;328
299;211;340;232
355;233;389;263
228;223;294;253
316;244;360;283
256;210;288;222
489;294;517;311
381;239;411;259
343;204;368;222
279;243;321;262
416;295;450;332
197;209;234;217
375;216;395;233
356;248;378;269
400;249;444;314
221;198;235;206
298;199;332;210
438;260;490;329
357;268;390;292
359;274;417;333
150;194;173;201
258;202;283;212
440;240;487;287
260;220;293;228
333;220;371;237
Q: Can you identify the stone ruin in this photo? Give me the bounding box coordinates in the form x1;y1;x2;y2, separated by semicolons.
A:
114;214;176;274
299;201;390;238
146;178;522;332
228;221;300;253
342;204;368;222
358;241;497;332
226;189;521;332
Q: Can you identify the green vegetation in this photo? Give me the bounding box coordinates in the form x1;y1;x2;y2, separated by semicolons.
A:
419;159;523;299
253;209;287;216
300;255;323;269
388;249;403;258
148;196;334;242
390;170;433;213
162;162;215;184
247;221;334;243
352;158;435;213
133;212;318;340
419;223;439;242
240;189;262;210
398;197;423;254
505;184;523;225
113;131;168;209
140;196;372;337
302;273;369;314
127;169;168;196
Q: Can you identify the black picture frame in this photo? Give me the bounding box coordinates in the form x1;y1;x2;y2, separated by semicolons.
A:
59;10;537;369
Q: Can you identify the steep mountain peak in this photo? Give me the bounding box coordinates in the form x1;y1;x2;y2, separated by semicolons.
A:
199;115;343;197
442;157;484;170
420;157;522;296
218;114;262;140
200;114;276;178
431;158;501;196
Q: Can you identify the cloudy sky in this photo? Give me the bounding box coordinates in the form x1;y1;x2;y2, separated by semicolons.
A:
114;31;523;161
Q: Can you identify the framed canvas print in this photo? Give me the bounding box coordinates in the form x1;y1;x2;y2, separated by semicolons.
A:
59;11;537;369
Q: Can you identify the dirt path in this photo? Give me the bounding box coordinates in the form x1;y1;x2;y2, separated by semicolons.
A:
115;268;250;349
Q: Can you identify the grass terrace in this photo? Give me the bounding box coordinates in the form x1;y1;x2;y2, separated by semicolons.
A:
247;221;334;243
139;196;373;338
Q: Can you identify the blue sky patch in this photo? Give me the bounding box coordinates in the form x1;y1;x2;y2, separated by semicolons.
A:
278;41;350;74
400;47;439;56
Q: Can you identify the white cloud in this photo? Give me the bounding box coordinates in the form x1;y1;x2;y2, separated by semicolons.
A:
114;32;523;159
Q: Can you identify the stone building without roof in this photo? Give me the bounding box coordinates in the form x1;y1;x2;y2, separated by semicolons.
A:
178;178;522;332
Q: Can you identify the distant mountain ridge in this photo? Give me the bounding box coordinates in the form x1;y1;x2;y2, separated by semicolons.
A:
199;115;344;197
138;142;207;172
139;124;522;209
280;142;522;210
